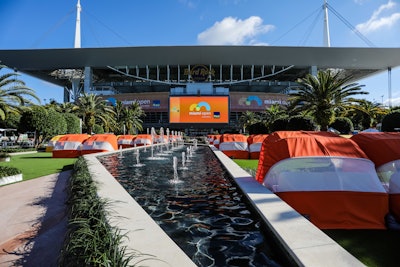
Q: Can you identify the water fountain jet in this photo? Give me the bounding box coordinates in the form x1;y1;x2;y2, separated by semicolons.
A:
133;149;145;167
170;156;182;184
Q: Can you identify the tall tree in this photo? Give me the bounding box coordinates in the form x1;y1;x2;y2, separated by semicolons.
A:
118;101;145;134
0;65;40;120
239;111;259;134
76;93;116;134
289;70;368;130
54;101;79;114
345;99;388;130
262;104;288;132
63;113;81;134
19;106;67;145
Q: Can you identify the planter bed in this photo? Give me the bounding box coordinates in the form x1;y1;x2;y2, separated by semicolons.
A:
0;173;23;186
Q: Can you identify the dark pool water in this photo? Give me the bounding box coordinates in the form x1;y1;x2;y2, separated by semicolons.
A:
99;145;283;267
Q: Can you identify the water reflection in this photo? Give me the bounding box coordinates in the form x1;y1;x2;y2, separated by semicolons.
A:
99;145;282;267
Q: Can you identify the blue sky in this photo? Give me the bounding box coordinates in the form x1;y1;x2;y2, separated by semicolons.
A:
0;0;400;106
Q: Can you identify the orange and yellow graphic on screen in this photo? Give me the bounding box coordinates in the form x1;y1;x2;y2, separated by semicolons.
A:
169;96;229;123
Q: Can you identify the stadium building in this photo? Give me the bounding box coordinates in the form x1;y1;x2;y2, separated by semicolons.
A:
1;2;400;134
1;46;400;134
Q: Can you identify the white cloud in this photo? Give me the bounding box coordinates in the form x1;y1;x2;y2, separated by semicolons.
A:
386;90;400;107
387;97;400;107
356;0;400;34
197;16;274;45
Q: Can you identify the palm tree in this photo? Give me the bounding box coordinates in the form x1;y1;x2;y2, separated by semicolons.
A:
289;70;368;130
119;102;145;134
0;65;40;120
345;99;389;130
262;104;288;132
238;111;259;134
53;101;79;114
76;93;116;134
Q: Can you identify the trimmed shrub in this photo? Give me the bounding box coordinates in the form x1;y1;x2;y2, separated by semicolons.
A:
269;118;288;132
0;166;21;177
329;117;354;134
63;113;81;134
248;122;268;134
92;124;104;134
287;115;318;131
381;110;400;132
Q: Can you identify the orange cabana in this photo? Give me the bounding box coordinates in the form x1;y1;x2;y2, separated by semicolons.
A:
81;134;118;155
46;135;64;152
350;132;400;169
207;134;216;144
209;134;221;148
133;134;152;146
351;132;400;222
218;134;249;159
256;131;388;229
52;134;90;158
247;134;268;159
154;135;168;144
255;131;358;182
117;135;137;148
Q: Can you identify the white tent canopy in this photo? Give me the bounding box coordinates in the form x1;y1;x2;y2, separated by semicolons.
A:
264;156;386;193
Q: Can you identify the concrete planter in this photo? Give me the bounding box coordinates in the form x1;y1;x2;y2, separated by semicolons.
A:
0;157;11;162
0;173;23;186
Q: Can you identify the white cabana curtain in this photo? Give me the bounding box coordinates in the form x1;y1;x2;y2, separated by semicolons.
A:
264;156;386;193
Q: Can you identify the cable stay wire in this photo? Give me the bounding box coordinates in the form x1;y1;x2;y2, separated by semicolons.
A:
31;6;132;48
30;8;75;48
326;3;376;47
299;8;323;46
271;2;376;48
82;10;132;47
270;6;322;46
82;13;104;47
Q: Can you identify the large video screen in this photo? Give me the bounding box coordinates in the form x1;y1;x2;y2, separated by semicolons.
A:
169;96;229;123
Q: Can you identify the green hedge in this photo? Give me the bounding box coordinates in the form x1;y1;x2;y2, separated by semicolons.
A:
0;148;36;153
59;157;133;266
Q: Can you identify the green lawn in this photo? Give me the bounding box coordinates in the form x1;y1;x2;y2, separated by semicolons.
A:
233;159;258;176
0;152;76;180
233;159;259;170
233;158;398;267
324;229;400;267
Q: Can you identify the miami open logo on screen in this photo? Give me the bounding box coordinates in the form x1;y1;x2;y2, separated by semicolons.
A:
189;101;220;119
169;96;228;123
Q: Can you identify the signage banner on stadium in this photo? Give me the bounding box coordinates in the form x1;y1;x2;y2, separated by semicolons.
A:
169;96;229;124
103;92;169;111
230;92;289;111
101;92;288;113
184;64;215;82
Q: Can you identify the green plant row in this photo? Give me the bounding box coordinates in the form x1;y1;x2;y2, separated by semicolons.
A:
0;166;21;177
0;148;36;153
59;157;133;267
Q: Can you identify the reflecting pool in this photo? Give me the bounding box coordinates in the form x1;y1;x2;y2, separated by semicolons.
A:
99;144;283;267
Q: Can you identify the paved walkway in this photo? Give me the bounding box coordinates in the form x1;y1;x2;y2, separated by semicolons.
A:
0;171;70;267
